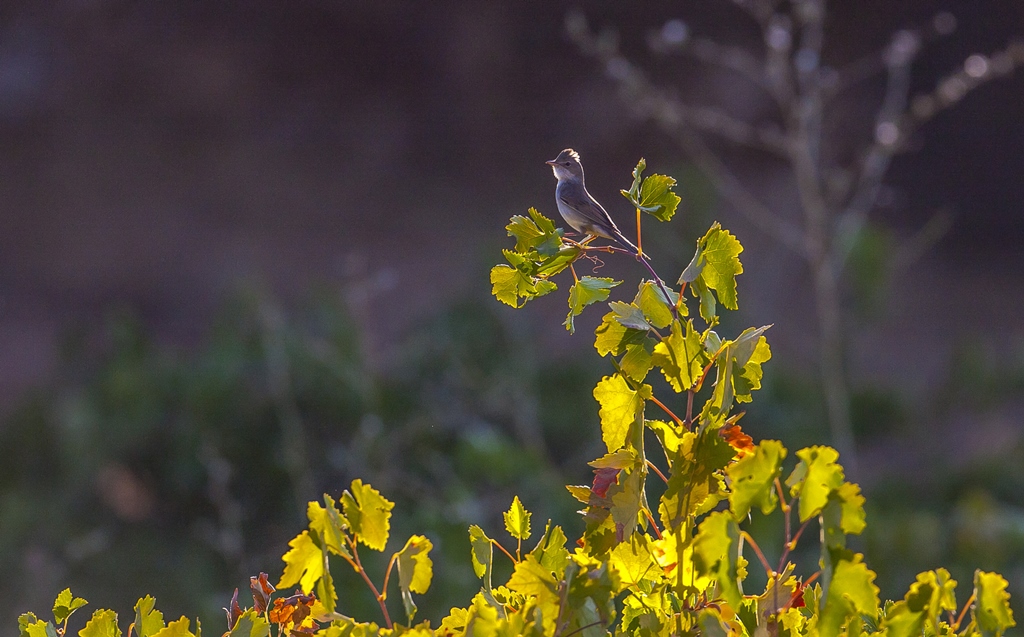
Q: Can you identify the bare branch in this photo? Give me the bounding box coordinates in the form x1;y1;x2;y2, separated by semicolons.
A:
649;29;776;98
832;30;917;272
901;39;1024;138
827;11;957;99
567;11;805;253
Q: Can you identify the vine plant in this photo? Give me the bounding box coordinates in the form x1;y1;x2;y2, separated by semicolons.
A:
19;159;1015;637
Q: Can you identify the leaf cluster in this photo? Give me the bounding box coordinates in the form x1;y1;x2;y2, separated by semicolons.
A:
17;158;1017;637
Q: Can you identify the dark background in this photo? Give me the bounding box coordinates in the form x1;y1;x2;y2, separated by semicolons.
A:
1;0;1023;630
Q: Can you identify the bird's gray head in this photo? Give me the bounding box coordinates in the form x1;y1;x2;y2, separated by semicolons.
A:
545;148;584;182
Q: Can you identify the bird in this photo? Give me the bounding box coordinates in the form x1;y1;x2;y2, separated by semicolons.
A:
546;149;641;256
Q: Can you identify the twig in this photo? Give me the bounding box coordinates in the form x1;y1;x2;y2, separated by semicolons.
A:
645;459;669;485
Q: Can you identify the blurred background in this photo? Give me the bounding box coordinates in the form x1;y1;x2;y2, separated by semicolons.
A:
1;0;1023;630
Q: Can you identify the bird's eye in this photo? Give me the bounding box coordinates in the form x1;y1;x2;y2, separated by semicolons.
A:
563;162;571;166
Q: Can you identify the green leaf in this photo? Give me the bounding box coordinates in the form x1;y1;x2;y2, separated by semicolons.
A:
308;498;349;558
698;224;743;310
637;174;681;221
396;534;434;623
608;532;657;592
535;245;580;277
974;570;1015;636
727;440;786;520
132;596;164;637
594;310;648;357
818;555;879;637
565;277;622;333
733;334;771;403
619;340;656;382
594;374;651;452
226;610;270;637
787;446;845;522
530;522;570;578
659;431;734;529
881;569;957;637
508;554;559;600
316;557;338;615
79;609;121;637
608;301;652;331
692;511;742;610
679;243;704;284
691;277;717;323
608;467;644;541
18;615;57;637
503;496;533;541
490;260;558;309
341;479;394;551
468;524;493;582
506;208;562;256
633;281;680;328
152;618;196;637
620;158;646;203
651;319;704;392
53;588;88;626
277;530;324;593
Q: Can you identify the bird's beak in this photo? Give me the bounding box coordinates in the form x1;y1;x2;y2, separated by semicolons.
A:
545;160;557;166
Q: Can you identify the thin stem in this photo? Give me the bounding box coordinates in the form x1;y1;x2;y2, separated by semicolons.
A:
348;537;392;628
635;208;643;258
741;531;774;579
780;517;814;573
645;459;669;485
381;554;399;602
492;538;518;565
643;508;664;540
560;621;605;637
685;391;695;427
517;536;522;562
649;395;685;428
953;592;976;631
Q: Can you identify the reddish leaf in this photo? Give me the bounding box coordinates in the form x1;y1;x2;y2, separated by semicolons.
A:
720;424;755;456
224;588;242;630
592;467;620;499
250;572;276;614
269;593;318;633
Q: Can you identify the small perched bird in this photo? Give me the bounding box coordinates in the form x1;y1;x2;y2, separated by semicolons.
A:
546;149;641;256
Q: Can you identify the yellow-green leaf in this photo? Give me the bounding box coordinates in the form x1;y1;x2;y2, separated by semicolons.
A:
131;596;163;637
594;310;647;357
698;224;743;310
152;617;195;637
787;446;844;522
593;374;651;452
634;280;679;328
727;440;786;520
277;530;324;593
342;479;394;551
651;319;704;392
19;616;57;637
507;555;559;599
79;609;121;637
226;610;269;637
609;533;657;593
397;534;434;622
636;173;681;222
503;496;532;541
692;511;742;610
974;570;1015;637
565;277;621;333
53;588;88;626
818;555;879;637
